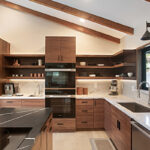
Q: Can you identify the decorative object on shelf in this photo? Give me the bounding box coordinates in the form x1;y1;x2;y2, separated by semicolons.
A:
97;64;104;66
34;73;37;77
115;75;120;77
89;74;96;77
141;21;150;40
80;62;86;66
38;59;42;66
20;74;24;77
127;72;133;77
13;59;20;66
30;73;33;77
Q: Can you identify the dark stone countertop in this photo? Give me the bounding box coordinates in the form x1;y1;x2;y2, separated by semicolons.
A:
0;107;52;150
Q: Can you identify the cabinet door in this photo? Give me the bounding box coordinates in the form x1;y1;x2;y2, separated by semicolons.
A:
60;37;76;63
111;106;131;150
0;99;21;108
32;135;41;150
94;100;104;129
45;37;61;63
40;125;47;150
47;124;53;150
104;101;112;138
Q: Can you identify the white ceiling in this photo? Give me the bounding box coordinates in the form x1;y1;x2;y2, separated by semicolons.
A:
4;0;150;45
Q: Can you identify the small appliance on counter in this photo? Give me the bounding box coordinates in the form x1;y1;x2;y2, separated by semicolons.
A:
109;80;118;95
3;83;15;96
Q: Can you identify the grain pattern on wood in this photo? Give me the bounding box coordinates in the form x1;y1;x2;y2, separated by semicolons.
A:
0;1;120;43
30;0;134;34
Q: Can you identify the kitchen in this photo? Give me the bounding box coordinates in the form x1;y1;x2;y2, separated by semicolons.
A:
0;0;150;150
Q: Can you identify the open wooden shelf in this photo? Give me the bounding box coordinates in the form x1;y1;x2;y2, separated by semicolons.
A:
76;76;136;80
46;88;76;90
6;77;45;79
76;63;136;69
5;65;45;69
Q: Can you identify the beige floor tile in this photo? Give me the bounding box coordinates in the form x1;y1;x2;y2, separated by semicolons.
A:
53;131;108;150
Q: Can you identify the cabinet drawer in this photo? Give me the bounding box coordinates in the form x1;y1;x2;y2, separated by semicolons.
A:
53;119;76;132
76;99;93;106
0;99;21;107
76;105;93;116
22;99;45;108
76;116;93;129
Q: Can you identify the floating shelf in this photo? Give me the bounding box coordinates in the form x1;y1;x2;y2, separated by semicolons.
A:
76;76;136;80
45;88;76;90
76;63;136;69
5;65;45;69
6;77;45;79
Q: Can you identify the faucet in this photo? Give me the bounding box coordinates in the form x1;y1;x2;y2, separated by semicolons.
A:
138;81;150;105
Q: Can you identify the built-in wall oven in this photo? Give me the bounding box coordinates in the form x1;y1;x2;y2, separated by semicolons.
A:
45;89;75;118
45;63;76;89
45;63;76;118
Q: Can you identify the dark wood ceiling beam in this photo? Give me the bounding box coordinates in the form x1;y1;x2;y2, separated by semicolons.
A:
30;0;134;35
0;1;120;43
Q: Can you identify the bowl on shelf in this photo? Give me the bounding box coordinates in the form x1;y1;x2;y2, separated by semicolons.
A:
89;74;96;77
97;64;104;66
80;62;86;66
127;72;133;77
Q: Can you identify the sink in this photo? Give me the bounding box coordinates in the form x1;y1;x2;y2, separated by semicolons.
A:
118;102;150;112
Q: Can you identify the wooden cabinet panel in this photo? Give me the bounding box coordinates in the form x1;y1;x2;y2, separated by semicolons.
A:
32;135;41;150
76;105;93;117
94;99;104;129
76;116;93;129
76;99;93;106
21;99;45;108
0;99;21;107
104;101;112;138
45;37;60;63
60;37;76;63
111;106;131;150
53;118;76;132
45;36;76;63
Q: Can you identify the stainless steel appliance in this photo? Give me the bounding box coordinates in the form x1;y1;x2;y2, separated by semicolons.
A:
3;83;15;96
109;80;118;95
45;89;75;118
131;121;150;150
45;63;76;88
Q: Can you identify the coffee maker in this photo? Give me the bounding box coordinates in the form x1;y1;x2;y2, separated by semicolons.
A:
3;83;15;96
109;80;118;95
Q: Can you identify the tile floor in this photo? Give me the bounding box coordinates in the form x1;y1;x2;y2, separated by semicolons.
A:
53;131;108;150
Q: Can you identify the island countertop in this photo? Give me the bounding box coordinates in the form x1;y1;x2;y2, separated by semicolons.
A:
0;107;52;150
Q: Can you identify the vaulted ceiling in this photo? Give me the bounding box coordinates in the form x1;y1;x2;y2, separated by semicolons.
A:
0;0;150;45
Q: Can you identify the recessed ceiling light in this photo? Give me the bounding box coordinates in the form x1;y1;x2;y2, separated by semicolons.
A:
80;18;85;23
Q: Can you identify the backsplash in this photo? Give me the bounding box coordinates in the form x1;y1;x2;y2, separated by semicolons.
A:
10;80;45;96
76;79;122;95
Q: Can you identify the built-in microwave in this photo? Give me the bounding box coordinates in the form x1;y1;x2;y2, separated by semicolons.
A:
45;63;76;89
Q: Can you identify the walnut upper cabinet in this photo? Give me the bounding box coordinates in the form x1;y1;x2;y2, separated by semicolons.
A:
45;37;76;63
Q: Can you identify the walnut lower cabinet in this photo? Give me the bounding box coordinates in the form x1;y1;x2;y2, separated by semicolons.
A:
76;99;104;130
0;99;45;108
104;101;131;150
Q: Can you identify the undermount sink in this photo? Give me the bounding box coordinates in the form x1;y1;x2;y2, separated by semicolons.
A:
118;102;150;112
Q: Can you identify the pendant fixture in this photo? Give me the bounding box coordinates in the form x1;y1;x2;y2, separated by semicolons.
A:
141;21;150;40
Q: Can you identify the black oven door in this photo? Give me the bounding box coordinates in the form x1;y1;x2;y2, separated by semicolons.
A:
46;96;75;118
45;69;75;88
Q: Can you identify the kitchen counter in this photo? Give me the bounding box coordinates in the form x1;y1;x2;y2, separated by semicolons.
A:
0;96;45;99
0;107;52;150
76;94;150;131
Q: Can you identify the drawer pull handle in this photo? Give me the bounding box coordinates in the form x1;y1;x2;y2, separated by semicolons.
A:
82;110;88;112
117;120;121;130
82;101;88;103
49;127;52;132
7;101;13;103
57;123;64;126
81;121;87;124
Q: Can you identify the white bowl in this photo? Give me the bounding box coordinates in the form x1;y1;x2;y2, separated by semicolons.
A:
80;62;86;66
127;72;133;77
97;64;104;66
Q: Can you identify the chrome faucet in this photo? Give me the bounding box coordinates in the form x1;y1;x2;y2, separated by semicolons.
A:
138;81;150;105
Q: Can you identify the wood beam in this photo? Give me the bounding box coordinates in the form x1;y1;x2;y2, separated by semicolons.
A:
0;1;120;43
145;0;150;2
30;0;134;35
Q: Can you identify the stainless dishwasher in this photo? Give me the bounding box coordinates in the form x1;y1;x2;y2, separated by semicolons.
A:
131;121;150;150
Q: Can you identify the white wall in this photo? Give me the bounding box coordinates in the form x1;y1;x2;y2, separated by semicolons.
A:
0;5;123;55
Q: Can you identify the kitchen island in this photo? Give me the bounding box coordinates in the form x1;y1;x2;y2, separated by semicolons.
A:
0;107;52;150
